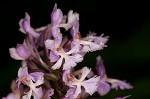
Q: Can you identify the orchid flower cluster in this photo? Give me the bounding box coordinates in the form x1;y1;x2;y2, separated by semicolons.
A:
3;4;133;99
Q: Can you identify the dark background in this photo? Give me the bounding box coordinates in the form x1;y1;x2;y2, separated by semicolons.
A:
0;0;150;99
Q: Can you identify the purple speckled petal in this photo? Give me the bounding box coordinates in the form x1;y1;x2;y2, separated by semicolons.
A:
19;13;40;38
96;56;107;79
9;48;24;60
70;18;79;39
97;80;111;96
51;5;63;47
16;44;30;60
19;13;30;34
9;41;30;60
50;51;59;62
51;4;63;25
29;72;44;82
51;26;62;47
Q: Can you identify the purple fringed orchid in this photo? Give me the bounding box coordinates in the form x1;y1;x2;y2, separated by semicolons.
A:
96;56;133;96
17;66;44;99
45;39;83;70
3;3;133;99
63;67;100;98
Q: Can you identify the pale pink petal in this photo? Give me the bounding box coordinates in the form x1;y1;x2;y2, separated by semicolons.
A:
9;48;24;60
51;26;62;43
81;45;91;52
82;76;100;95
51;57;63;70
19;13;30;34
80;67;91;81
63;56;76;70
73;85;81;98
18;66;28;78
34;75;44;86
45;39;55;50
16;44;30;59
19;13;40;38
60;10;79;30
63;54;83;70
73;54;83;63
33;87;43;99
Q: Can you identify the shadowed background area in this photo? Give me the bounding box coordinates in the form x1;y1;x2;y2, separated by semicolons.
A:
0;0;150;98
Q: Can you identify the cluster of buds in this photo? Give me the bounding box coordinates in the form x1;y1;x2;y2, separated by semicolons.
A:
3;4;133;99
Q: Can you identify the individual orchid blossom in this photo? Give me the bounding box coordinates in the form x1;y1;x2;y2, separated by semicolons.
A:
19;13;40;38
17;66;44;99
3;3;133;99
66;67;100;98
81;33;109;53
59;10;79;30
70;20;109;53
9;41;30;60
45;39;83;70
96;56;133;96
